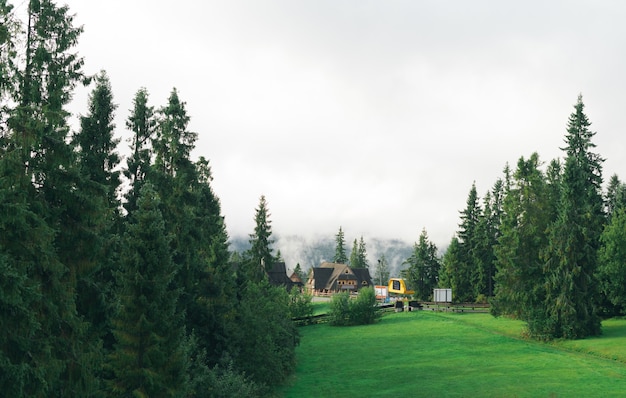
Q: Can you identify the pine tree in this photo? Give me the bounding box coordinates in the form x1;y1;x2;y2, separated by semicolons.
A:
492;153;551;321
605;174;626;220
349;238;359;267
542;95;604;339
124;87;156;215
334;226;348;264
454;183;481;302
245;195;275;282
186;157;234;367
229;280;298;389
473;180;503;299
598;208;626;315
357;236;368;269
108;184;189;396
405;229;440;301
293;263;306;282
439;237;465;301
1;1;97;393
69;70;121;350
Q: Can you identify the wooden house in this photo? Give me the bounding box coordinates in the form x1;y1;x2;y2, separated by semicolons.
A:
306;262;373;295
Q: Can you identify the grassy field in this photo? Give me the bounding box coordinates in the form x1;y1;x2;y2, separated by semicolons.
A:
278;311;626;397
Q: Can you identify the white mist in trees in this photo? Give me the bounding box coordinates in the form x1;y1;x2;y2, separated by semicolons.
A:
374;254;390;286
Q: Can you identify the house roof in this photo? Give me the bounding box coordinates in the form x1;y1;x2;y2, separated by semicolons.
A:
309;262;373;291
267;262;295;289
311;267;334;290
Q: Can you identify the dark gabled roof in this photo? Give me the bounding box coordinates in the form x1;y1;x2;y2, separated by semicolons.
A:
311;267;334;290
267;262;294;289
308;262;374;291
352;268;373;288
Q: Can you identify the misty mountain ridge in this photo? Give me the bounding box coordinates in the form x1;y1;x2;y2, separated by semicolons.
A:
229;234;415;278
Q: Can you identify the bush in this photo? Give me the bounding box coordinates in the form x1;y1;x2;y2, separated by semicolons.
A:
351;287;381;325
329;288;381;326
288;288;314;320
329;292;351;326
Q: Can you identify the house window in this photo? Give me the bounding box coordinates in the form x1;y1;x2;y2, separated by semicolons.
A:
362;281;368;285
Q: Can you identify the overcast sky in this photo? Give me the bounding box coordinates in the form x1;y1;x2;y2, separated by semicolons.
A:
54;0;626;248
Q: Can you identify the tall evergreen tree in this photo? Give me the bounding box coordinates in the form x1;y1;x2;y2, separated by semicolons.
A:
349;238;359;267
492;153;551;322
70;70;121;350
245;195;275;282
405;229;440;301
542;95;604;339
2;1;97;393
123;87;156;215
334;226;348;264
605;174;626;220
357;236;368;269
473;180;503;299
108;184;189;396
597;208;626;315
452;183;481;302
185;157;234;367
293;263;306;282
439;237;465;302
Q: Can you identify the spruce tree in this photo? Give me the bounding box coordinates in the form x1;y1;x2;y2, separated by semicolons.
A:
124;87;156;215
597;208;626;315
245;195;275;282
357;236;368;269
349;238;359;267
108;184;189;396
334;226;348;264
293;263;306;282
439;237;463;301
542;95;604;339
186;157;234;367
473;181;502;299
454;183;481;302
492;153;551;321
70;70;121;350
605;174;626;220
2;0;97;393
406;229;440;301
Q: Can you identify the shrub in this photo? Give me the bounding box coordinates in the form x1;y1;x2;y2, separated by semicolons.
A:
289;288;314;320
329;288;381;326
351;287;381;325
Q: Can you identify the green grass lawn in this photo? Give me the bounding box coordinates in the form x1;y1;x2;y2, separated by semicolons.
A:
278;311;626;397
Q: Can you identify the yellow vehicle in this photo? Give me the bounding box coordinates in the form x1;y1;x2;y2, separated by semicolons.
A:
388;278;415;296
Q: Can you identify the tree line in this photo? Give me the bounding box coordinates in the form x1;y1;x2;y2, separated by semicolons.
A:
2;4;625;398
0;1;297;396
396;95;626;341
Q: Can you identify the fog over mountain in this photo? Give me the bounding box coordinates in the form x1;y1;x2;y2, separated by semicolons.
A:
229;234;423;278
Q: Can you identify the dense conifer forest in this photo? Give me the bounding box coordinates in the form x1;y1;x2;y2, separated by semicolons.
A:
3;1;626;396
